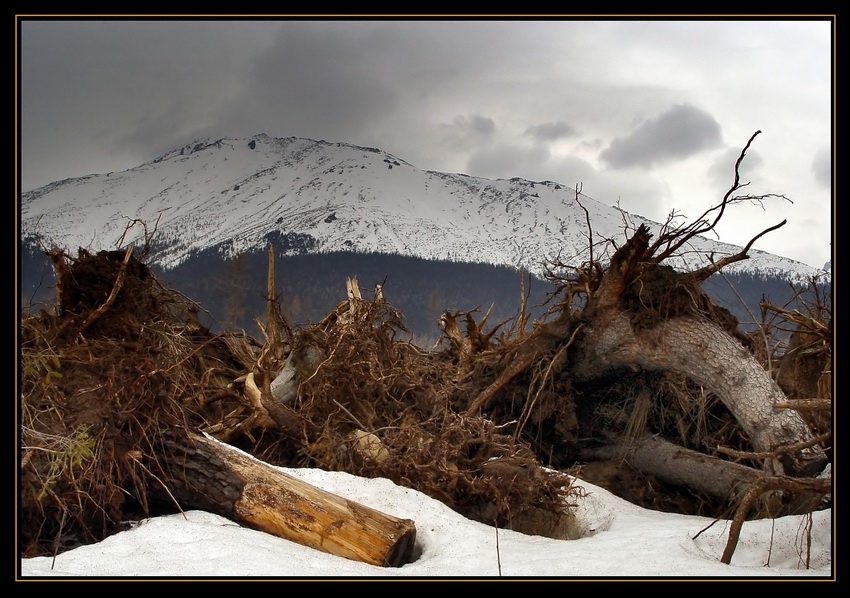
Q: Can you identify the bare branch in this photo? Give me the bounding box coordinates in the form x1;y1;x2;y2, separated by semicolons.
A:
715;430;831;462
689;219;787;282
574;183;593;266
648;131;790;267
117;215;161;258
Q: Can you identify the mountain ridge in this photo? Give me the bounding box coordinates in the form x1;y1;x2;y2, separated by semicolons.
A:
20;133;831;343
21;133;826;284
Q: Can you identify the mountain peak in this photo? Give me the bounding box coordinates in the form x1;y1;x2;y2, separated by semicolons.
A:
21;134;825;285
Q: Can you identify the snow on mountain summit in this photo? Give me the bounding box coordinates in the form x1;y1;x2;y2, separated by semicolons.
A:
21;134;823;284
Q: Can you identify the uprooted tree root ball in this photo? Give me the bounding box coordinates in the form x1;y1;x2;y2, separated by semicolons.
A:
20;248;584;557
253;312;581;537
20;249;259;557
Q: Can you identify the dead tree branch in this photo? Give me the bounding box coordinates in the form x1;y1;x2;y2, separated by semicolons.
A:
649;131;790;267
720;474;830;565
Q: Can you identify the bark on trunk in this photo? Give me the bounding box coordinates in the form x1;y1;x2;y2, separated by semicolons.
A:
156;429;417;567
573;311;826;476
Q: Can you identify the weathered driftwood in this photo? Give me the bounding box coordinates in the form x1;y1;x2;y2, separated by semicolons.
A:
156;429;417;567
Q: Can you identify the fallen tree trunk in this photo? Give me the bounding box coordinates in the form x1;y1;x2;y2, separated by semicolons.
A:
579;434;763;504
572;311;827;476
155;429;417;567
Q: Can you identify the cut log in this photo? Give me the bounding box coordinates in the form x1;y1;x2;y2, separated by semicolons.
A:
156;429;417;567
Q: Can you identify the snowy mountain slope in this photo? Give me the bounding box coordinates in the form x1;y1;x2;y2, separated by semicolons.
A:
20;134;825;284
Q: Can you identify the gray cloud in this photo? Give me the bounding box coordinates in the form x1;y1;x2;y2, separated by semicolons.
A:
524;121;578;142
210;23;406;146
20;20;279;188
435;114;499;156
706;146;764;193
465;144;550;180
453;115;497;138
599;104;723;169
811;146;831;188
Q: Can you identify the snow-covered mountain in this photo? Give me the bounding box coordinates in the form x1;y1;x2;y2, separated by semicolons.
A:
20;134;825;284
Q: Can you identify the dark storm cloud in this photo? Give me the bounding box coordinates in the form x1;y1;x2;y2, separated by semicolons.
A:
433;114;500;161
20;20;276;189
524;121;578;142
599;104;723;169
467;115;497;137
218;23;398;141
210;21;519;150
19;19;570;189
811;147;831;188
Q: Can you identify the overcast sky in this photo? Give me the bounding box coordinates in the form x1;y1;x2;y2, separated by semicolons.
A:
17;17;834;270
